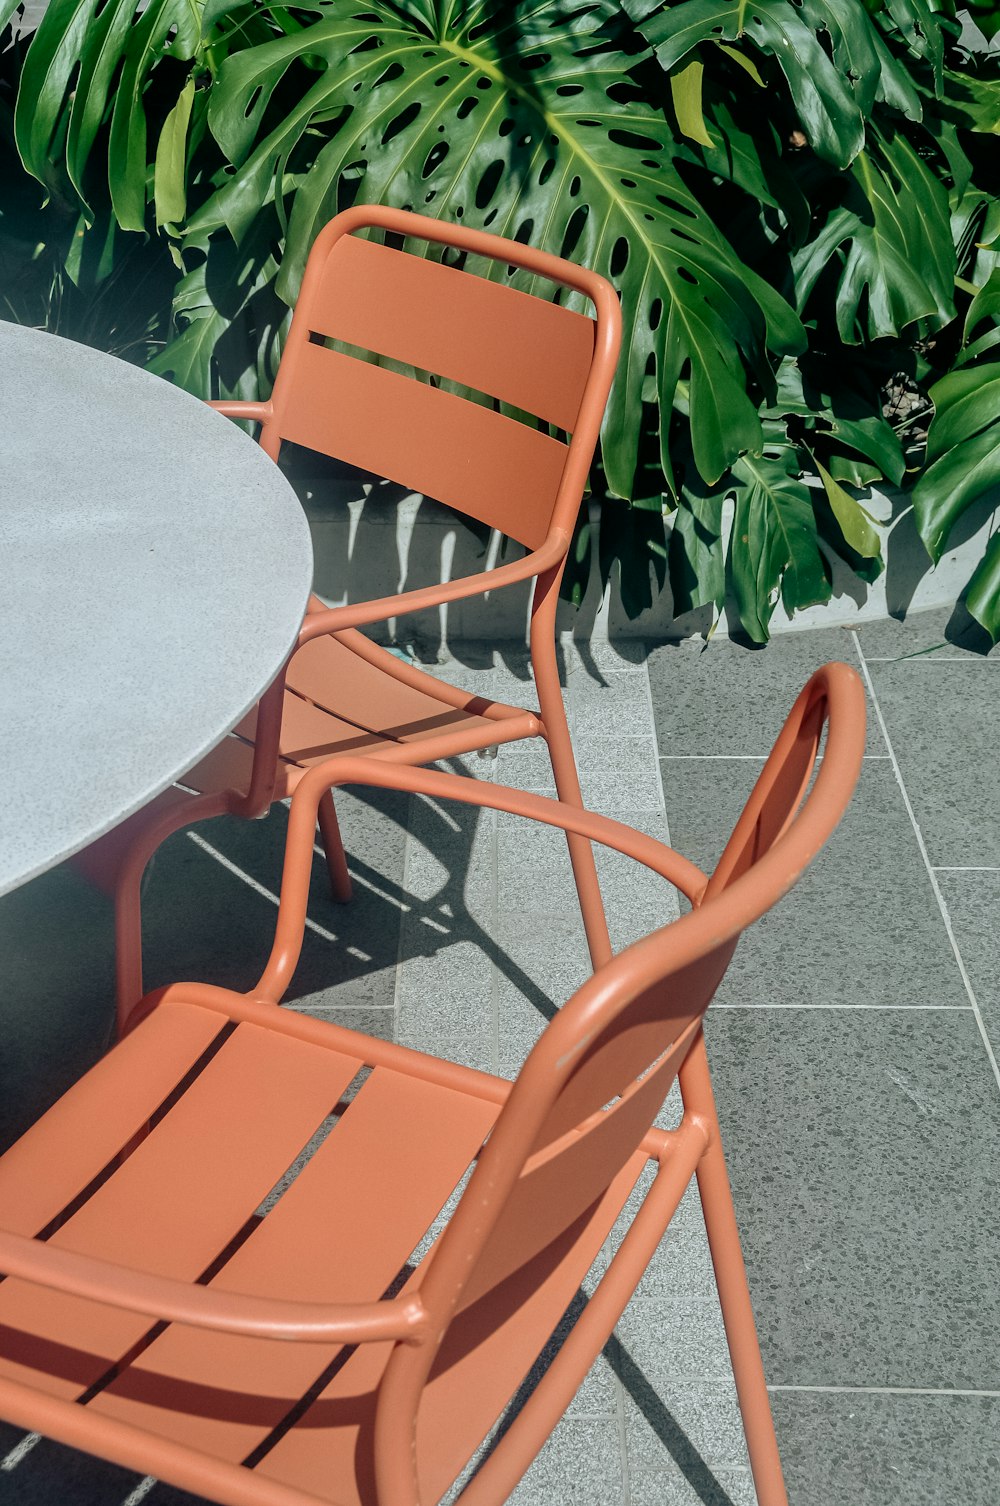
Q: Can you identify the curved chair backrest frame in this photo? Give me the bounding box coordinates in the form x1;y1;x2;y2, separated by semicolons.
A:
259;204;622;555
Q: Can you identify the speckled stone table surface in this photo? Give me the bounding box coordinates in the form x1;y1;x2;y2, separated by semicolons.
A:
0;320;313;896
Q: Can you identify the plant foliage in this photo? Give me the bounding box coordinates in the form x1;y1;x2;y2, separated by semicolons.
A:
4;0;1000;640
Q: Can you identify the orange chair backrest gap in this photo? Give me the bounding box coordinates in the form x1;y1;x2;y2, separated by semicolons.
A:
258;204;621;551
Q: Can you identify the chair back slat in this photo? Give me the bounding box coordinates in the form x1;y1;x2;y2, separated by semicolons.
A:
274;343;570;550
448;944;733;1318
304;232;596;433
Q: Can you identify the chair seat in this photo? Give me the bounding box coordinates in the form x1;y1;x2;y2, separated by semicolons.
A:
0;994;645;1505
191;630;536;793
72;631;539;895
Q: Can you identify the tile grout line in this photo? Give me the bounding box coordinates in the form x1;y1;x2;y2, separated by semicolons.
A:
658;753;891;761
934;866;1000;873
850;630;1000;1093
712;1002;973;1011
861;656;1000;664
768;1384;1000;1398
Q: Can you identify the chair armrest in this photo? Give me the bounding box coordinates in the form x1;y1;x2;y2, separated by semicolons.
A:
297;533;569;644
0;1230;428;1345
205;400;273;423
255;757;709;1002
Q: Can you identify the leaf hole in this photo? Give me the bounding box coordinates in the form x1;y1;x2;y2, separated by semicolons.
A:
557;83;583;97
609;129;661;153
244;86;262;120
649;298;663;331
569;175;582;198
677;266;697;284
620;177;637;189
610;237;629;277
561;205;589;260
656;194;696;219
423;142;449;178
539;156;556;186
476;76;493;90
457;96;479;119
382;102;420;145
475;159;505;209
375;61;405;88
499;117;516;137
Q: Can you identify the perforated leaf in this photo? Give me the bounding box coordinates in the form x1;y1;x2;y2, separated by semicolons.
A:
189;0;803;495
626;0;918;168
791;125;956;342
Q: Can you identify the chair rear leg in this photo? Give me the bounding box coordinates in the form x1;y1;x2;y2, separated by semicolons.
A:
318;790;353;903
680;1035;789;1506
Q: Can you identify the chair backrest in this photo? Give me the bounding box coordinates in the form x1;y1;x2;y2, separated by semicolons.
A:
259;205;621;551
252;661;864;1500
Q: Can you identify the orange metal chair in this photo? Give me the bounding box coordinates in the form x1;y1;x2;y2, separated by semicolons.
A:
0;663;865;1506
96;204;622;1027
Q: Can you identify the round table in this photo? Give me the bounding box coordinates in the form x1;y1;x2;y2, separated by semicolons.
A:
0;321;314;896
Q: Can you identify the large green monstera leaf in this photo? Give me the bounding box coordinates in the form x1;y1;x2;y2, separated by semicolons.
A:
625;0;923;168
186;0;804;495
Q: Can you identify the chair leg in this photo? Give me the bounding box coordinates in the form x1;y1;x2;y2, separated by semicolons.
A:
543;721;612;970
680;1035;789;1506
317;790;353;903
114;868;145;1037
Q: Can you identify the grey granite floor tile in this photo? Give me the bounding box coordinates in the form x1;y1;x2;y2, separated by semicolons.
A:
867;662;1000;868
568;672;655;740
620;1366;749;1476
937;870;1000;1064
704;1007;1000;1388
488;1417;625;1506
494;734;664;813
647;632;885;757
629;1461;757;1506
769;1389;1000;1506
856;603;999;661
663;760;967;1009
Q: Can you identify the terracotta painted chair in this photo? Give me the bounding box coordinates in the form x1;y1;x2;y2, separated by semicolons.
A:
92;204;622;1028
0;663;865;1506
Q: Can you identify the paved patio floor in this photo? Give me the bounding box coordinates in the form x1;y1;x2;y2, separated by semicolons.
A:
1;605;998;1505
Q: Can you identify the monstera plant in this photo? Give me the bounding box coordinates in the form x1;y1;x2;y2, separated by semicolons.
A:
2;0;999;639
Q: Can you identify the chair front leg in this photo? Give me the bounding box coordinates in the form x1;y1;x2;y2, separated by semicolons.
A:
679;1033;790;1506
318;789;353;903
531;633;612;970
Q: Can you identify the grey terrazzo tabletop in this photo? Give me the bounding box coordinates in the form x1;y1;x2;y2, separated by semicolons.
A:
0;320;314;896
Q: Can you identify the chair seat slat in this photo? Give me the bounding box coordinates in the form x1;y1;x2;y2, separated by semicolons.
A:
90;1065;496;1469
0;1002;225;1238
286;636;502;748
0;1011;360;1402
